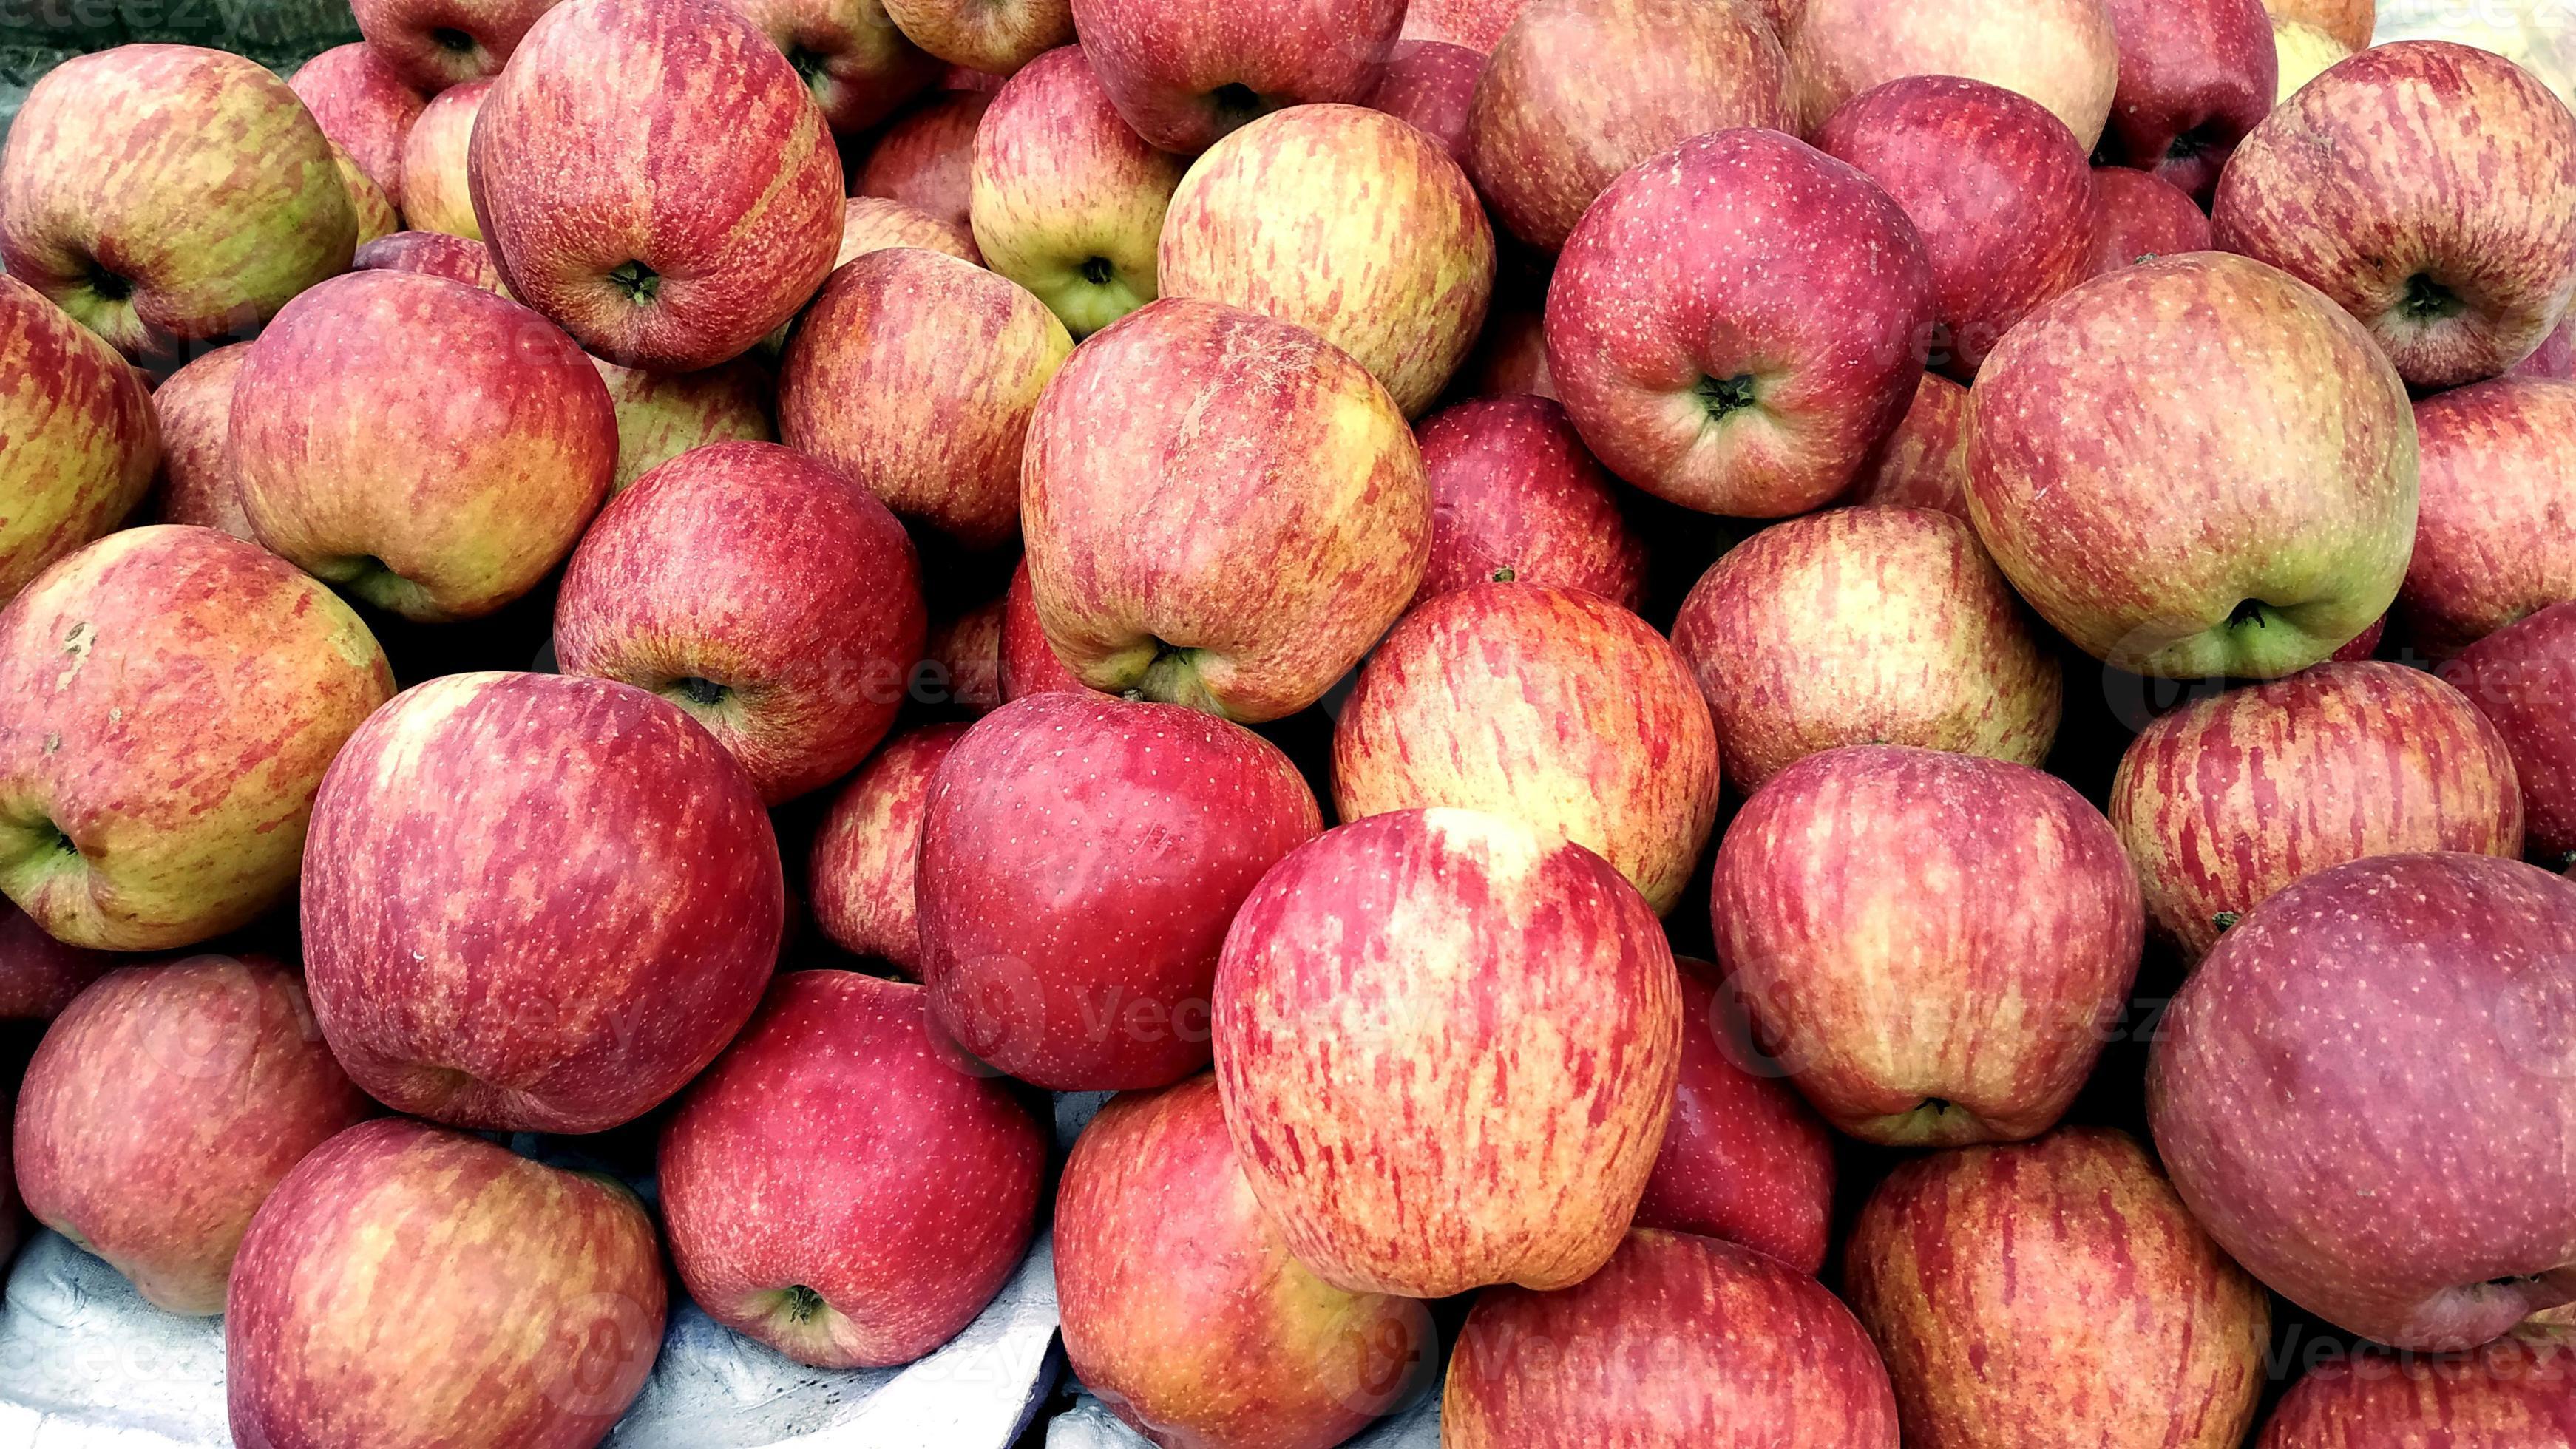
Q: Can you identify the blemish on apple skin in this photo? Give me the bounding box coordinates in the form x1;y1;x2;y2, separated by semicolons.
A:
55;621;93;688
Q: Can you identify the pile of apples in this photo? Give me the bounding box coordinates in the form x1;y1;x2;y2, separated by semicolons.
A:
1;0;2575;1441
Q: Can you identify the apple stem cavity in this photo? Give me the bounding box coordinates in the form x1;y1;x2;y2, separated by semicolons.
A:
2227;599;2273;633
1696;373;1760;424
2402;273;2467;322
431;25;475;52
668;676;732;710
787;47;828;85
778;1284;827;1323
1079;256;1116;288
1205;82;1265;133
81;260;132;304
608;260;663;308
1128;639;1224;717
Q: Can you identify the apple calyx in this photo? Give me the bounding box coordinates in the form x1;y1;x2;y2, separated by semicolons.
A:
1201;82;1271;141
1491;566;1517;583
2401;272;2467;324
665;675;734;713
607;260;663;308
1127;640;1227;717
1078;257;1117;288
81;259;132;305
1696;373;1760;423
431;26;476;54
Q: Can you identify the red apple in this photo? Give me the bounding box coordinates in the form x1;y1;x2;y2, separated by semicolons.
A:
2111;661;2526;957
227;1119;666;1449
353;0;557;91
2259;1328;2576;1445
1443;1229;1900;1446
1838;372;1969;517
1057;1075;1431;1448
1713;744;2143;1145
725;0;940;133
1399;0;1523;51
2399;378;2576;656
0;276;158;605
1844;1127;2271;1447
1065;0;1403;153
352;228;510;291
151;343;254;541
300;671;784;1133
1213;807;1680;1297
659;969;1043;1366
470;0;844;372
0;527;393;951
1545;128;1934;517
1020;299;1430;722
809;724;968;970
1671;506;2061;793
332;145;401;248
288;43;427;206
1814;75;2096;376
0;905;111;1020
883;0;1070;75
591;356;776;495
1366;38;1478;162
2444;602;2576;867
2086;165;2211;276
855;88;991;228
16;955;374;1315
231;269;617;622
396;77;487;239
998;556;1088;700
917;690;1321;1088
2096;0;2276;200
1465;0;1792;253
1458;300;1554;400
923;594;1006;713
2212;41;2576;390
1965;251;2416;678
2512;312;2576;381
2260;0;2369;51
835;194;980;267
1786;0;2119;146
1410;394;1646;610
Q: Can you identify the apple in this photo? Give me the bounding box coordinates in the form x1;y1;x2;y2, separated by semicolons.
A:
778;248;1070;548
2512;312;2576;380
0;904;111;1020
2259;1328;2576;1445
2095;0;2275;201
1844;1127;2271;1447
0;276;158;605
923;594;1006;713
916;690;1322;1088
288;43;427;206
1965;251;2416;679
1442;1229;1900;1446
231;269;617;622
2399;378;2576;656
2212;41;2576;390
1065;0;1403;153
352;0;557;91
835;194;980;266
1814;75;2096;377
1020;299;1430;722
883;0;1070;74
725;0;941;133
299;671;785;1134
470;0;845;373
1671;506;2061;793
1333;582;1720;914
333;145;402;246
2147;851;2576;1351
353;228;510;291
150;343;255;541
1213;807;1680;1297
2111;661;2526;957
1057;1075;1431;1447
1459;299;1553;399
16;955;374;1315
1411;394;1647;610
2260;0;2369;51
809;724;969;969
396;78;489;239
998;557;1088;700
1633;957;1837;1273
1712;744;2143;1146
659;968;1043;1366
1544;128;1934;518
1839;373;1969;517
2269;17;2349;102
855;89;991;228
1400;0;1524;51
2443;602;2576;868
1366;39;1479;162
592;356;776;495
0;527;393;951
227;1119;666;1449
2086;165;2211;276
967;45;1184;338
1465;0;1792;253
1785;0;2121;150
0;45;357;364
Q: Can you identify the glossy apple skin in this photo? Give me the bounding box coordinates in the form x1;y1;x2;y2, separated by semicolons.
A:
1058;1075;1431;1449
470;0;845;373
1214;807;1680;1297
658;969;1043;1368
809;725;968;970
969;46;1183;338
288;44;427;206
779;248;1070;548
301;672;784;1134
2086;166;2211;277
998;556;1089;701
2443;601;2576;865
857;89;989;228
2148;852;2576;1351
1840;373;1967;517
1966;251;2417;679
2097;0;2275;200
2258;1328;2576;1445
1815;75;2095;377
1161;104;1494;417
0;905;110;1020
1845;1127;2271;1448
231;270;617;622
1786;0;2120;149
1022;299;1430;722
727;0;940;133
1411;395;1645;610
1065;0;1403;153
1672;507;2061;793
2400;379;2576;656
1366;39;1477;161
591;356;776;495
0;276;158;605
1546;128;1934;518
226;1119;666;1449
1333;583;1719;914
398;79;487;238
884;0;1070;73
352;229;510;291
1443;1228;1900;1447
835;195;980;266
2260;0;2368;51
1633;957;1835;1273
353;0;555;90
2214;41;2576;390
16;956;374;1315
1465;0;1791;253
2111;662;2525;957
917;691;1321;1088
0;527;393;951
1713;745;2143;1146
554;441;926;804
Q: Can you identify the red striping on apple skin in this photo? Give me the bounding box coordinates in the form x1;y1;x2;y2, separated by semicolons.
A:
353;0;555;92
589;353;776;495
149;347;252;540
2401;379;2576;659
1711;745;2142;1147
226;1119;667;1449
1213;807;1680;1299
1545;127;1935;518
2147;852;2576;1352
1410;394;1648;611
0;276;159;605
1364;39;1479;163
657;969;1044;1369
810;723;970;971
1441;1228;1900;1446
0;903;112;1020
882;0;1072;77
299;671;785;1136
2084;166;2211;279
2110;661;2526;958
858;89;991;227
1066;0;1403;155
1397;0;1523;52
1838;373;1970;518
835;194;980;268
288;44;427;208
399;79;489;240
1785;0;2120;150
2256;1326;2576;1445
352;229;510;293
2512;313;2576;381
726;0;941;135
997;557;1091;702
2442;601;2576;862
2095;0;2276;202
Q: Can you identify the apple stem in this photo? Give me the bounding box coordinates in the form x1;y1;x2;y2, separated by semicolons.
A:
2212;911;2240;933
